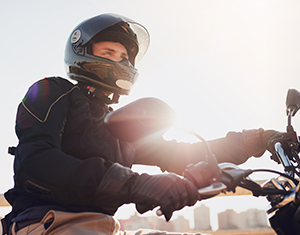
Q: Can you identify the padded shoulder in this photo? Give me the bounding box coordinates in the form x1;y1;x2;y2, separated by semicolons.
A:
21;77;79;122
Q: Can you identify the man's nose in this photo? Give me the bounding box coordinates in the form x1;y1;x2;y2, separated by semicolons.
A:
111;54;124;62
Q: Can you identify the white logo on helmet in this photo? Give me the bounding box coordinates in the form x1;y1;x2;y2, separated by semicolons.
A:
71;30;81;44
116;80;133;90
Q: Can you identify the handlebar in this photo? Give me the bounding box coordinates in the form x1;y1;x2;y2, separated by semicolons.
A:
158;89;300;233
274;142;294;178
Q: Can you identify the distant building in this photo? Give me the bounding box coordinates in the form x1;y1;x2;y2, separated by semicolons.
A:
118;212;153;231
238;209;269;228
218;209;238;230
172;215;191;232
218;208;269;230
153;216;174;231
194;204;211;231
118;212;174;231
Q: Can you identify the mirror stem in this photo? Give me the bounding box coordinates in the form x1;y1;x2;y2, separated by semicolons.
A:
190;130;222;179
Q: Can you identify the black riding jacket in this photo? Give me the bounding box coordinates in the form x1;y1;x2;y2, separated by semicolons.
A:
3;77;252;231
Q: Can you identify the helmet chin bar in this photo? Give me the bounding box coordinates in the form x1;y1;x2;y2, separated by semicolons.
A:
67;54;138;96
69;73;133;95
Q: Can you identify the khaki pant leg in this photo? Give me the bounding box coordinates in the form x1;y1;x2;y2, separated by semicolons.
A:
13;211;211;235
120;230;212;235
14;210;120;235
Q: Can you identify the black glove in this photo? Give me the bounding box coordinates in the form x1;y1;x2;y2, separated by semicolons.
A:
131;173;199;221
266;131;298;164
242;128;283;157
96;163;199;221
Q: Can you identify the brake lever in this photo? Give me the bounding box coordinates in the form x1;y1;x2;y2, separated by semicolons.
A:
156;182;227;217
197;182;227;198
220;168;254;193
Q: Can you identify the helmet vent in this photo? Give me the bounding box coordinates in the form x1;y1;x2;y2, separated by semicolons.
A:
71;30;82;44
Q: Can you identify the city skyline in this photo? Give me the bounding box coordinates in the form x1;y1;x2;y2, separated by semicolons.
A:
117;203;271;232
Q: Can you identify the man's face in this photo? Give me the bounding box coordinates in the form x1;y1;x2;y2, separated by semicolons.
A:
92;41;129;62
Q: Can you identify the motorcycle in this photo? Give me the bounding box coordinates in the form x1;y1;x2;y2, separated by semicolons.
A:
104;89;300;235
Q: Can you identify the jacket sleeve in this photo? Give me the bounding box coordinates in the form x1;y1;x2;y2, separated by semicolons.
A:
13;78;116;213
133;131;251;175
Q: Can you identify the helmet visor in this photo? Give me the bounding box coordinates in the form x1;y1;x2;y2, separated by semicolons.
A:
129;22;150;64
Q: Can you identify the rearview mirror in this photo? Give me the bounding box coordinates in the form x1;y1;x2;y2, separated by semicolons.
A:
104;97;177;142
286;89;300;117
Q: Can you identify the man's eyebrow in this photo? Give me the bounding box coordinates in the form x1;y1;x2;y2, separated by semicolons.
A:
101;47;115;52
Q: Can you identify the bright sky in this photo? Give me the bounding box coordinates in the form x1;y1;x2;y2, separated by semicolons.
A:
1;0;300;231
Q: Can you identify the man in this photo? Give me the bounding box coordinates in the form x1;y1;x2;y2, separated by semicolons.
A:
1;13;277;235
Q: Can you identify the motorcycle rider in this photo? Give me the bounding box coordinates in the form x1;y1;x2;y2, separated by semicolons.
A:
1;13;279;235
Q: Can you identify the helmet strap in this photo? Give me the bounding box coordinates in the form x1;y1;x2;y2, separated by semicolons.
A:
111;93;120;103
79;84;120;105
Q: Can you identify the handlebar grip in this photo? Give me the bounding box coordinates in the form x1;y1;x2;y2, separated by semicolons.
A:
183;161;214;189
274;142;294;177
274;142;292;167
156;208;163;216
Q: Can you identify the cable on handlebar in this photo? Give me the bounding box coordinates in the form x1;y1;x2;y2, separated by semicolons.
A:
251;169;299;184
239;178;290;197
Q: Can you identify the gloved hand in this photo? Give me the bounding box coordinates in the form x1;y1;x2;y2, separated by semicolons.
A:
242;128;283;157
131;173;199;221
266;131;299;163
96;163;199;221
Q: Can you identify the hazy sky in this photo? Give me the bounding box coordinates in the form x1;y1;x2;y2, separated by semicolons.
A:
1;0;300;230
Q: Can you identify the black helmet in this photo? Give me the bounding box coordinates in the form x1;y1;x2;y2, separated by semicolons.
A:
64;13;150;95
